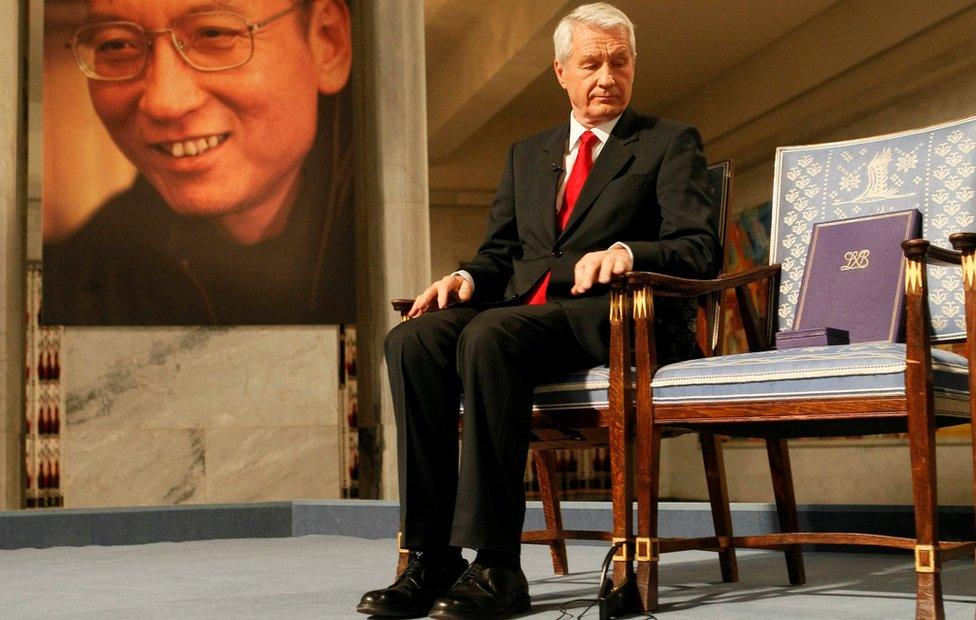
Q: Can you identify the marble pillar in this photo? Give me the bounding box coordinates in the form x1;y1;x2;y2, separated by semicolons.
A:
352;1;430;499
0;0;26;509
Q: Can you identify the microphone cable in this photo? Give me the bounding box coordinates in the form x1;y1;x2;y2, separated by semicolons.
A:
553;540;657;619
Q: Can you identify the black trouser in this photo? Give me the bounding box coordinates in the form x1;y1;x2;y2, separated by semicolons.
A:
385;302;599;554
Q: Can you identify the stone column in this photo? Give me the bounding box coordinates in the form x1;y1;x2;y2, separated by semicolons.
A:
352;1;430;499
0;0;26;509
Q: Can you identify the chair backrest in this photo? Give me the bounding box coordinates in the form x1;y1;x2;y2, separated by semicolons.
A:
770;115;976;342
657;161;732;363
708;161;732;248
705;161;732;354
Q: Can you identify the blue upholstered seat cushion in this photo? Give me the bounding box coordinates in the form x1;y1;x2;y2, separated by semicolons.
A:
650;341;969;416
533;366;612;411
529;342;970;415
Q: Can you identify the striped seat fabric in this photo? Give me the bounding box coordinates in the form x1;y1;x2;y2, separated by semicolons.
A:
532;366;613;411
651;341;969;416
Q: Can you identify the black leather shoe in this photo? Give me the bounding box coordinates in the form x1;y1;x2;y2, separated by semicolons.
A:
429;562;530;618
357;552;468;617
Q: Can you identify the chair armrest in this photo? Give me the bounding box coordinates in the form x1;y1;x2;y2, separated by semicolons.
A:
624;264;782;297
949;232;976;260
390;273;637;318
391;299;413;317
902;238;962;266
627;264;782;357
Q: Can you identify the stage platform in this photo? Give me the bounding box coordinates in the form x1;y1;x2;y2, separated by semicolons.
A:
0;501;973;617
1;536;974;618
0;500;973;550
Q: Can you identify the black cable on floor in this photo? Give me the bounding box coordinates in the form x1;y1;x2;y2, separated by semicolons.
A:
553;542;657;619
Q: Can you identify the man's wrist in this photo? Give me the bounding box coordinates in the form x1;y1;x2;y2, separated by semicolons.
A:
607;242;634;264
451;270;475;292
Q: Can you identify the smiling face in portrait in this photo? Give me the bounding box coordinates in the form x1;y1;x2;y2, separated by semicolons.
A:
85;0;351;242
554;24;634;128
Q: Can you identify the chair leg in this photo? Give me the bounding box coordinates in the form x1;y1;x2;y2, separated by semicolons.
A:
906;416;945;619
635;425;662;612
395;531;409;578
971;416;976;612
532;449;569;575
700;433;738;583
765;438;805;585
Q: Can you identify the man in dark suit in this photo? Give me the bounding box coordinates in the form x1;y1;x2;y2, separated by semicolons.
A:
358;3;718;617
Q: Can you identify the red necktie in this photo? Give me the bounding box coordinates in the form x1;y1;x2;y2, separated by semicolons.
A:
526;130;599;305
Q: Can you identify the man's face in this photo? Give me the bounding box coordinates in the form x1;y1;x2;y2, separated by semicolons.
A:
554;24;634;127
86;0;328;224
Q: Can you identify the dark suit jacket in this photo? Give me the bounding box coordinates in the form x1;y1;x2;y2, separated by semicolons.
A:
461;108;720;362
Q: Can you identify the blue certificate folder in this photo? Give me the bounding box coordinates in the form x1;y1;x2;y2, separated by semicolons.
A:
791;209;922;343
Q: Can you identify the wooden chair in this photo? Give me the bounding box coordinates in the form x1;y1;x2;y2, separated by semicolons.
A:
392;162;738;604
630;119;976;616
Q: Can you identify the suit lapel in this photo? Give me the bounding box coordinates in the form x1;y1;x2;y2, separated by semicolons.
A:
557;108;640;244
537;124;570;247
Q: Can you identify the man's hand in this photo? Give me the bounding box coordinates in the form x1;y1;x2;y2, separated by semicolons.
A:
408;274;473;317
571;247;633;295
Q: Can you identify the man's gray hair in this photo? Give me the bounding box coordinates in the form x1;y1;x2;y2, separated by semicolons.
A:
553;3;636;64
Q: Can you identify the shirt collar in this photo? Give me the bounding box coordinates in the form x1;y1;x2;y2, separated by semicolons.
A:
568;112;622;150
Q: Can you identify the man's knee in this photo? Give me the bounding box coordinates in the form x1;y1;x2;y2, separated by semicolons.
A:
385;310;471;366
384;317;429;362
457;310;519;362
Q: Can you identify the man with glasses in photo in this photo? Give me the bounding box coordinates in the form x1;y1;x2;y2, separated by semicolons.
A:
43;0;354;325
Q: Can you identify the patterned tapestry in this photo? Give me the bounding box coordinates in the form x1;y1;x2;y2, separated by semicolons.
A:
340;326;359;498
772;115;976;341
24;263;64;508
722;201;772;355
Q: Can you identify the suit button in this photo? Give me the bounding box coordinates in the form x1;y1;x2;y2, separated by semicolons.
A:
551;250;563;258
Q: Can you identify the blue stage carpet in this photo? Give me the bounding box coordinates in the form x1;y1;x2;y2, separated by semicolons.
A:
0;535;972;618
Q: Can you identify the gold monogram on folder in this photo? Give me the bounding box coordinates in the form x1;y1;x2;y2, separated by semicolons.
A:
840;249;870;271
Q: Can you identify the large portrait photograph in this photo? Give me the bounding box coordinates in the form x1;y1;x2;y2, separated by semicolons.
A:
42;0;355;325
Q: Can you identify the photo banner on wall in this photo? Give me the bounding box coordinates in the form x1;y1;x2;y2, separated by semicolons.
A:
41;0;356;325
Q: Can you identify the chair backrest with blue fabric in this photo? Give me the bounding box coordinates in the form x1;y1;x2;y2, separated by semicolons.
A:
770;115;976;342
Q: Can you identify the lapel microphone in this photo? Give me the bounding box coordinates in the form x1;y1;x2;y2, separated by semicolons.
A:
551;162;565;173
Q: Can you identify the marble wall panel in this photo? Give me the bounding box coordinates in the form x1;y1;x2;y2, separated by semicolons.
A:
59;326;342;507
64;428;206;508
65;327;339;434
205;426;337;503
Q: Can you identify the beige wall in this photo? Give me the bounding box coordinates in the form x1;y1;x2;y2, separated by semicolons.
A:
429;204;488;282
